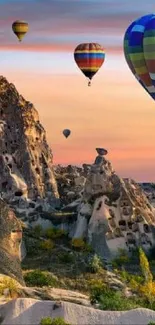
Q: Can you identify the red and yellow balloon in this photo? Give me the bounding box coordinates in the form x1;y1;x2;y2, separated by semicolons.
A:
74;43;105;86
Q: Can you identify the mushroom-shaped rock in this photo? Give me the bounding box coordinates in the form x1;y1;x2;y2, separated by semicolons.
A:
96;148;108;156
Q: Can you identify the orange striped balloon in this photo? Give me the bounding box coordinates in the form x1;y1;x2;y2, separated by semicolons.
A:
74;43;105;86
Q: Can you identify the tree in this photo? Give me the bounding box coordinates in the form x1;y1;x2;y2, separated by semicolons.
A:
139;248;153;283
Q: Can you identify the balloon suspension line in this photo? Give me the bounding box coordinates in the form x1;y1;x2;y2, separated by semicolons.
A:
88;80;91;86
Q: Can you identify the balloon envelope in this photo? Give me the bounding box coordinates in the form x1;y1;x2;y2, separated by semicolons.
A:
12;20;29;41
124;14;155;100
63;129;71;138
96;148;108;156
74;43;105;81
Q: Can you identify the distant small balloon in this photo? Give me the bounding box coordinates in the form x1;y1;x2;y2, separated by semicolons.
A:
74;43;105;86
96;148;108;156
12;20;29;42
63;129;71;138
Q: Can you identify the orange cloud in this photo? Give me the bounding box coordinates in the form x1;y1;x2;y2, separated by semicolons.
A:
0;44;122;54
3;56;155;181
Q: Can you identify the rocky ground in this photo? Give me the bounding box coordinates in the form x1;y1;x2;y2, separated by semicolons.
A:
1;298;155;325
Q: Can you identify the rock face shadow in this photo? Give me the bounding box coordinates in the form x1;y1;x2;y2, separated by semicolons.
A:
0;198;24;285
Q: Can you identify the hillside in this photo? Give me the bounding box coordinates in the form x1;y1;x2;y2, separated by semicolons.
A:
1;76;155;324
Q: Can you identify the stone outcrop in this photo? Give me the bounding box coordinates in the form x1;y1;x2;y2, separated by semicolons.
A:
1;298;155;325
0;198;24;285
72;152;155;259
0;76;59;215
21;287;90;307
140;183;155;207
54;164;85;206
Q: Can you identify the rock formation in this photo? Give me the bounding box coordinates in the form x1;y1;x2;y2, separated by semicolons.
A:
140;183;155;207
0;76;59;216
1;298;155;325
0;198;24;285
54;164;85;206
1;75;155;261
72;151;155;259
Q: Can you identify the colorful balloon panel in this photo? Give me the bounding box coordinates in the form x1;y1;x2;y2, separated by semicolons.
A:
143;17;155;86
74;43;105;80
124;14;155;100
12;20;29;41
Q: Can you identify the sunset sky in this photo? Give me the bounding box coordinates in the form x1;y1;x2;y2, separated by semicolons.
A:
0;0;155;181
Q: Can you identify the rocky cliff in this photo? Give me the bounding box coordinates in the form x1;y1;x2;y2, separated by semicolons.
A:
1;75;155;261
0;198;24;285
0;76;59;215
72;151;155;258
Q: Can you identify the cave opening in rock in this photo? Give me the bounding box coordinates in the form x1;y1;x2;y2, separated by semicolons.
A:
96;201;102;211
143;224;150;233
14;190;23;197
119;220;126;226
35;167;40;174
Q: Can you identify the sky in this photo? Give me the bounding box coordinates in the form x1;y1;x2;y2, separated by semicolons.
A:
0;0;155;182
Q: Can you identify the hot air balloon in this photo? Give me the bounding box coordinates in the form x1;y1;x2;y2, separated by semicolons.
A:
63;129;71;138
124;14;155;100
74;43;105;86
12;20;29;42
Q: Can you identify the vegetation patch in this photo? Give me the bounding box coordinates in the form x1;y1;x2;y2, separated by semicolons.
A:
0;277;20;299
45;228;66;239
71;238;92;252
39;239;55;251
24;270;58;287
40;317;70;325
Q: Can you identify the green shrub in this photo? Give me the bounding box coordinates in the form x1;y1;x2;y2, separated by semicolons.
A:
45;228;66;239
71;238;85;250
99;289;140;311
139;247;153;283
148;322;155;325
40;239;54;251
26;243;40;256
71;238;92;252
40;317;52;325
112;249;130;267
84;242;93;253
90;281;140;310
0;277;19;298
58;252;75;263
33;225;43;238
24;270;57;287
87;254;102;273
40;317;70;325
89;279;106;304
119;270;144;285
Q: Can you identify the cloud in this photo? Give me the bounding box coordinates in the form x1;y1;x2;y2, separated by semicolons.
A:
0;0;154;52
